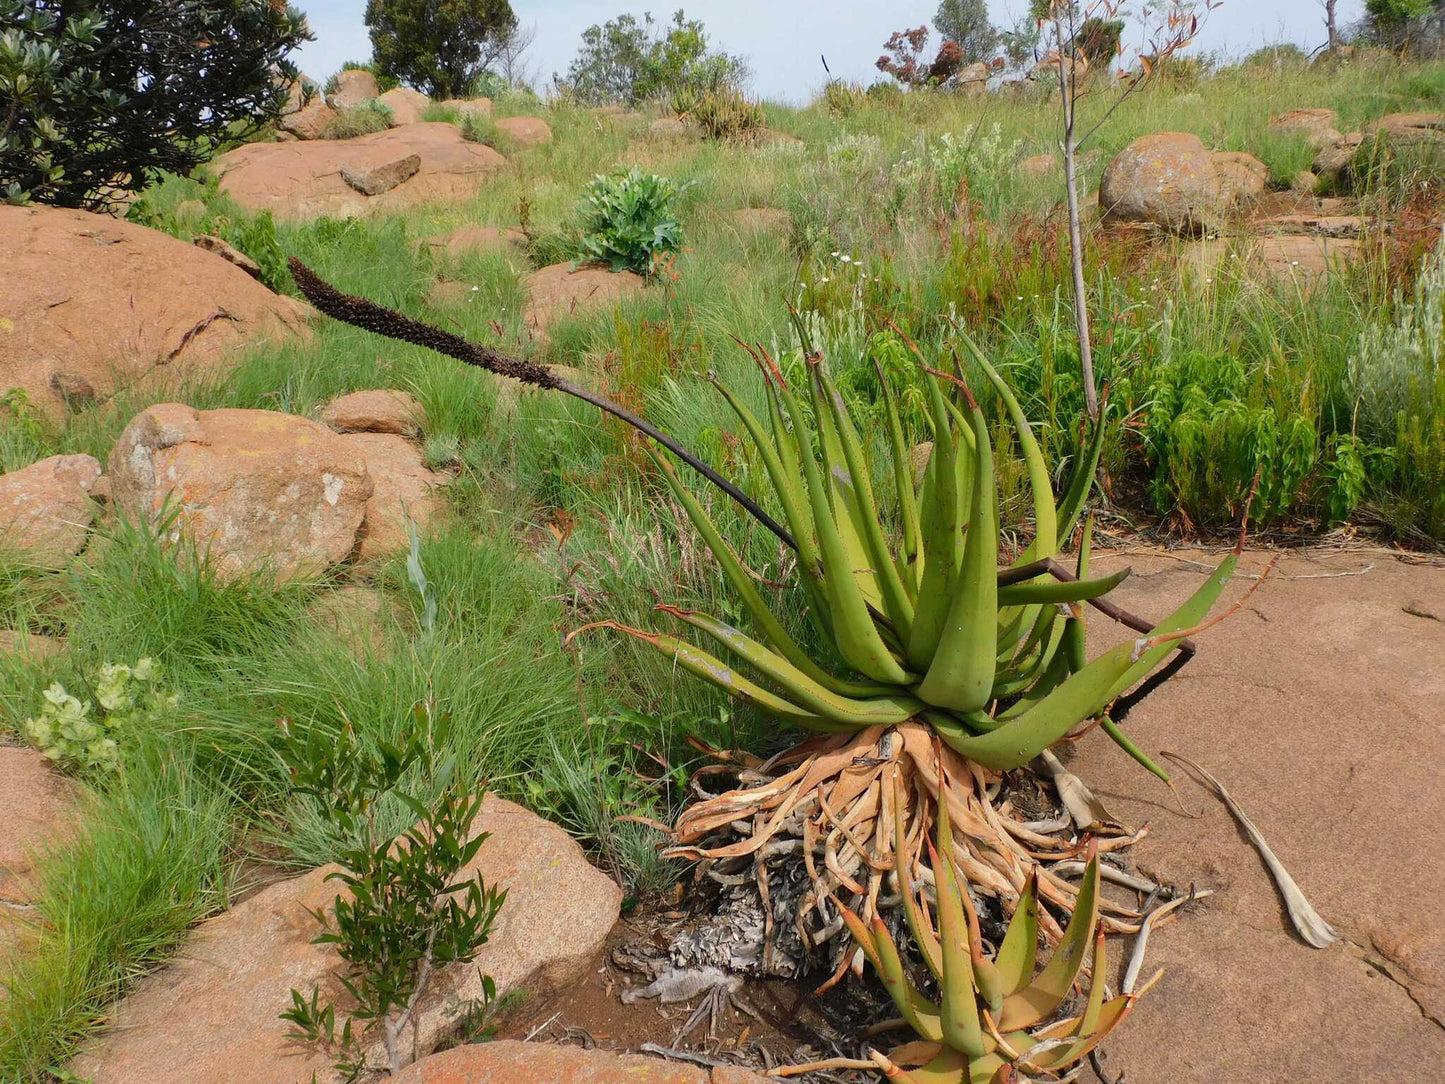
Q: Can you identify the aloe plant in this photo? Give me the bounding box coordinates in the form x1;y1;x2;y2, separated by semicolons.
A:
841;766;1152;1083
584;334;1237;948
601;337;1235;771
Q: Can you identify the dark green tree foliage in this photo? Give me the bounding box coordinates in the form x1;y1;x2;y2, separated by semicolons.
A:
934;0;999;62
562;9;745;106
365;0;516;99
0;0;310;210
1078;16;1125;63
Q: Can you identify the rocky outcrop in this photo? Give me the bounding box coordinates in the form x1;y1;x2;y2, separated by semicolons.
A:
523;263;645;338
440;97;493;118
69;796;622;1084
392;1043;769;1083
320;389;424;438
0;748;73;908
278;75;335;141
0;455;102;565
108;404;372;581
377;86;431;125
216;124;507;220
0;205;313;420
496;116;552;149
1210;151;1270;203
0;630;64;659
1362;111;1445;146
328;69;380;109
344;433;448;561
191;234;262;280
1269;108;1343;148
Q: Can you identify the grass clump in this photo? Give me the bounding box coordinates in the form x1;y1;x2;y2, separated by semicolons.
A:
322;101;394;140
690;86;767;142
459;111;515;155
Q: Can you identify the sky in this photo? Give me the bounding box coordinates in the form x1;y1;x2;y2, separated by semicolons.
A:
294;0;1366;104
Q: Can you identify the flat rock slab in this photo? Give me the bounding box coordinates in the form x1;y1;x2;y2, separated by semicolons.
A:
0;205;312;420
392;1042;767;1083
1066;548;1445;1083
71;796;622;1084
420;225;527;260
495;116;552;148
217;124;506;220
341;152;422;196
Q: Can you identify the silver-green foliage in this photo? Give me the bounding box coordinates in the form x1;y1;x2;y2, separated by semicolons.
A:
25;658;176;770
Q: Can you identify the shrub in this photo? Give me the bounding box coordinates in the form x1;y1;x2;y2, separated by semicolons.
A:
279;701;506;1078
322;101;395;140
24;658;176;771
0;0;311;210
365;0;516;99
690;86;766;142
577;167;685;274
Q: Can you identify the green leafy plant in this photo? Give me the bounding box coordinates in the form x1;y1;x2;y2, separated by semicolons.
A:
25;658;176;771
689;85;766;142
0;0;311;210
279;701;506;1078
322;100;394;139
577;167;686;274
126;182;289;295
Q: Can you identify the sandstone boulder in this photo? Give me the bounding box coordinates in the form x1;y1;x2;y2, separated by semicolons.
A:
1313;131;1363;178
1099;132;1224;235
108;404;372;581
496;115;552;149
1269;108;1343;148
440;97;493;118
955;60;990;94
1210;151;1270;204
340;152;421;196
279;80;336;141
1292;169;1320;194
0;455;102;565
216;124;507;220
192;234;262;281
320;389;423;438
420;225;527;260
344;433;448;561
328;68;380;109
70;796;622;1084
1363;111;1445;146
523;264;645;338
392;1043;768;1084
0;205;312;420
377;86;431;126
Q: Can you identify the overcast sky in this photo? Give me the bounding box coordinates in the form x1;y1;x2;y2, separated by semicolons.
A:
294;0;1364;103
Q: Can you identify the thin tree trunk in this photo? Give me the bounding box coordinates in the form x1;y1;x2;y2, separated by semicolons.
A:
1054;17;1099;422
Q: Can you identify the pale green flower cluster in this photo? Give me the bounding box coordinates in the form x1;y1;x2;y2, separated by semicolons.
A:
24;658;177;770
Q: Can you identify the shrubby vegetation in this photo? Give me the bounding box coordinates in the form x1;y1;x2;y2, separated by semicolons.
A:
0;0;310;209
25;658;174;771
560;9;746;106
364;0;516;99
323;101;396;140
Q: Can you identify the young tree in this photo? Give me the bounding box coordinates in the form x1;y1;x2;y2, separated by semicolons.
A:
0;0;310;211
935;0;1001;61
1322;0;1341;48
1038;0;1208;418
561;10;744;106
365;0;517;99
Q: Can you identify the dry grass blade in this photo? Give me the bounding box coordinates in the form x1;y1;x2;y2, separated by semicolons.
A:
1161;752;1340;949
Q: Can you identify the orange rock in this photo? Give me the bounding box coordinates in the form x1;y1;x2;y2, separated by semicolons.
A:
0;454;102;564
